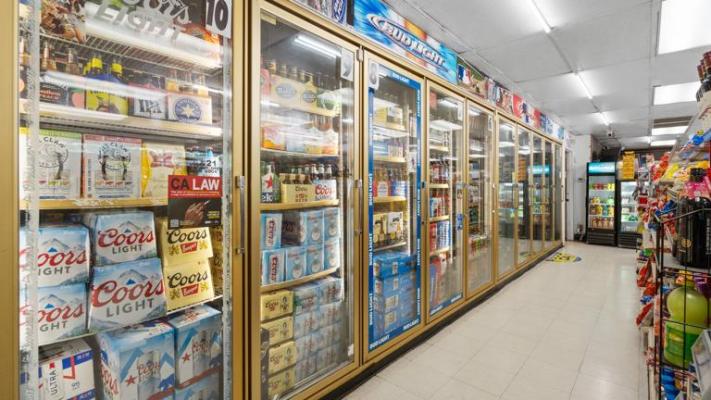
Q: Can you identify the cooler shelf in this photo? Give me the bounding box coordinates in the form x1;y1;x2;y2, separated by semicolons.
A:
429;183;449;189
260;267;340;293
261;199;339;211
374;155;407;164
21;198;167;210
430;246;450;256
430;215;450;222
374;196;407;204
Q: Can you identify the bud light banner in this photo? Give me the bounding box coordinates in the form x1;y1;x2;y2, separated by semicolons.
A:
354;0;458;84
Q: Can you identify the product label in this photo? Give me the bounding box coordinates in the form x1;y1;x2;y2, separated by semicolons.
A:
37;284;87;345
163;259;214;311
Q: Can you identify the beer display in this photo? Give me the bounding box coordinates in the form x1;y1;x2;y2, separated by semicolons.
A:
257;12;356;398
531;136;545;253
518;128;533;263
466;105;494;294
366;60;422;353
497;121;518;277
426;87;464;318
18;1;233;399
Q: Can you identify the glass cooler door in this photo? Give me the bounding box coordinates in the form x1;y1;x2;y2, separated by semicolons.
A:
256;9;357;398
426;85;464;319
18;0;234;399
517;128;532;264
496;120;517;278
544;140;553;249
364;56;422;354
465;103;494;295
587;175;616;231
554;144;563;244
531;136;544;254
619;181;638;233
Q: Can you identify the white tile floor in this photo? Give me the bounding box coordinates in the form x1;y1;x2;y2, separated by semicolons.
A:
346;242;646;400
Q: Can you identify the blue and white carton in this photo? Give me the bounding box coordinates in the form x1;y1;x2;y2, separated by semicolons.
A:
36;338;95;400
165;305;223;388
173;371;220;400
283;209;324;246
323;207;341;240
83;211;157;266
284;246;307;280
261;249;285;285
35;225;90;287
260;213;282;250
306;244;324;275
97;320;175;400
37;283;87;346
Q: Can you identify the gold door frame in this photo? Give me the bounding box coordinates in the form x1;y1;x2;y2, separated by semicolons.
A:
494;116;519;283
423;80;466;325
247;3;362;399
463;101;496;300
361;50;427;364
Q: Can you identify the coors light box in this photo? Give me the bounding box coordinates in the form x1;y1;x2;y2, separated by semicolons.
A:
83;211;157;266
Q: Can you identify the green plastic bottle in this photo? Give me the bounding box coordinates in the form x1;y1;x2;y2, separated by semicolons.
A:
664;281;709;368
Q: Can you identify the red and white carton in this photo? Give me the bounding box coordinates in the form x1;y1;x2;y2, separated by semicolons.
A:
37;339;96;400
89;258;166;331
37;283;87;346
83;211;157;266
83;134;142;199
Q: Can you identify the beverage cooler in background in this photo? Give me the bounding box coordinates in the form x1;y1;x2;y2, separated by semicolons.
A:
586;162;617;246
496;119;518;278
18;0;235;399
363;54;423;358
464;103;494;296
253;6;358;399
617;179;640;249
425;84;464;319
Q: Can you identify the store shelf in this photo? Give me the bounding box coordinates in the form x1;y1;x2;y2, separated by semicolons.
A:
374;155;407;164
373;121;407;133
373;241;408;253
430;215;450;222
374;196;407;204
429;145;449;153
261;148;339;159
21;100;222;139
430;246;451;256
261;199;339;211
429;183;449;189
588;214;614;218
261;267;340;293
21;198;167;210
262;97;338;117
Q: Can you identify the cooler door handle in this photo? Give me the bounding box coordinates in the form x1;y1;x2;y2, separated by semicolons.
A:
236;176;246;255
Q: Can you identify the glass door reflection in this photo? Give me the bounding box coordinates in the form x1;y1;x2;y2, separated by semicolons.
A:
531;136;544;253
544;141;554;249
496;121;517;278
517;128;532;264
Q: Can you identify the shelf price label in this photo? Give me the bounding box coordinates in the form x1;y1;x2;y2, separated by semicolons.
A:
205;0;232;39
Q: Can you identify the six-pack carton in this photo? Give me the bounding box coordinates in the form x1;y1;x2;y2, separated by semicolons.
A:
82;134;142;199
89;258;166;331
141;142;187;199
37;339;95;400
35;225;90;287
83;211;157;266
19;128;82;200
97;320;175;400
38;283;87;346
165;305;222;387
156;218;213;268
163;258;215;311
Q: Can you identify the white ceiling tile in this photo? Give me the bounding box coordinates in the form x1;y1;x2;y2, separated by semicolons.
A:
610;119;650;137
552;3;652;70
596;88;651;111
518;73;588;101
536;0;651;29
604;107;650;124
385;0;471;52
540;97;598;116
478;34;570;82
653;48;707;86
652;102;699;119
578;59;650;96
618;137;652;148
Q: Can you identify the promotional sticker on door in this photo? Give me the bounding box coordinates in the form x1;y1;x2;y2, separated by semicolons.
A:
167;175;223;229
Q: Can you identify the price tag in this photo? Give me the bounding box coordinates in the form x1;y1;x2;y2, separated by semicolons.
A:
205;0;232;39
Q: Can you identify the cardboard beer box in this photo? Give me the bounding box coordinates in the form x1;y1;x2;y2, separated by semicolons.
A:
323;207;341;240
37;339;95;400
97;320;175;400
282;210;324;246
19;128;82;200
37;283;87;346
323;237;340;271
163;258;215;311
262;315;294;346
167;93;213;125
34;225;90;287
292;312;316;338
83;211;157;266
89;258;166;331
305;244;324;275
284;246;307;281
156;218;213;268
260;290;293;322
141;142;187;199
268;340;296;374
173;371;220;400
208;226;224;296
313;179;337;201
260;213;282;250
280;183;315;203
267;368;295;399
261;249;285;285
294;356;317;383
294;335;313;362
165;305;222;387
293;283;319;315
82;134;142;199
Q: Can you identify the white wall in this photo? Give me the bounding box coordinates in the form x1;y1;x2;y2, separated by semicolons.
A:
565;134;592;241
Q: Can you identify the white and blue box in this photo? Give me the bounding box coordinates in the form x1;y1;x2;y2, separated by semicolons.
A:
284;246;307;280
37;283;87;346
173;371;220;400
260;213;282;250
283;209;324;246
82;211;157;266
323;207;341;240
306;244;324;275
261;248;285;285
323;238;340;270
36;338;95;400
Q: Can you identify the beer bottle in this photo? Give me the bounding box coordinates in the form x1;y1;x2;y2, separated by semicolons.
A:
288;65;299;81
311;163;319;181
325;165;333;180
66;48;81;75
165;69;179;92
318;164;325;180
278;63;288;78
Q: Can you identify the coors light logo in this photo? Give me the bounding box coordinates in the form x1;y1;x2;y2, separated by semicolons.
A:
36;284;87;345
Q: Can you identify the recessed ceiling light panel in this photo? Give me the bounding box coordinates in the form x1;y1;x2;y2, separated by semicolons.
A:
653;82;699;105
658;0;711;54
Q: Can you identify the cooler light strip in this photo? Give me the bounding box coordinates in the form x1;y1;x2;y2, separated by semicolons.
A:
294;35;340;59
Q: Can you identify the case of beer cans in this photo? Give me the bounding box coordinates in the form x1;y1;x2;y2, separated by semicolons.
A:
156;218;213;268
165;305;222;387
97;320;175;400
260;290;293;322
33;225;90;287
284;246;307;280
83;211;157;266
282;209;324;246
162;258;215;311
305;244;324;275
37;283;87;346
260;213;282;250
173;371;220;400
141;142;187;199
261;316;294;346
19;128;82;200
323;237;340;270
167;93;213;125
323;207;341;240
261;248;285;285
89;258;166;331
82;134;142;199
36;339;95;400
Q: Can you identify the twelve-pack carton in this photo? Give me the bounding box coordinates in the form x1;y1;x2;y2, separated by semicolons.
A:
83;211;157;266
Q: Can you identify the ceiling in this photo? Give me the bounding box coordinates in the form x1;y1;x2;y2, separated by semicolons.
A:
386;0;708;149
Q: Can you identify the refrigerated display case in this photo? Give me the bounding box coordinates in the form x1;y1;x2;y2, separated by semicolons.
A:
517;128;532;264
496;119;518;278
17;0;237;399
531;135;544;254
586;162;617;246
618;180;640;248
363;54;423;359
554;143;563;245
544;140;553;249
425;84;464;319
465;103;494;296
252;7;358;398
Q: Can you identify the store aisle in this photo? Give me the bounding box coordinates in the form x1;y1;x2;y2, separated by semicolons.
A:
345;242;645;400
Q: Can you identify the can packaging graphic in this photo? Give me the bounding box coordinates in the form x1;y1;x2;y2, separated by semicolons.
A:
163;258;215;311
97;320;175;400
37;283;87;346
83;211;157;266
156;217;213;268
35;339;95;400
19;128;82;200
89;258;166;331
24;225;90;287
82;134;142;199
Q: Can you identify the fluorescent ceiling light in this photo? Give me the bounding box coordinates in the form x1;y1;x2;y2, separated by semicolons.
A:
527;0;551;33
658;0;711;54
294;35;340;59
574;73;593;100
653;82;699;105
599;112;610;126
651;126;688;136
651;139;676;147
499;141;515;148
438;99;459;108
